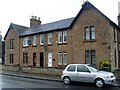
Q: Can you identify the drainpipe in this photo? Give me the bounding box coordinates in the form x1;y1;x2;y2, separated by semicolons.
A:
43;32;47;67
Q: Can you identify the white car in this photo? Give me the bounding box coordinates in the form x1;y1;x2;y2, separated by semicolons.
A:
61;64;116;88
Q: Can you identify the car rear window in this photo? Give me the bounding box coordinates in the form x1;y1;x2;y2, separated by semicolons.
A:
67;65;76;71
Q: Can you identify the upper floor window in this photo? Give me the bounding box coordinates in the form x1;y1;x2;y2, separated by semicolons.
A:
63;31;67;43
85;26;95;40
40;34;44;45
58;31;67;44
10;39;14;49
90;26;95;40
23;37;28;47
48;33;52;44
85;27;89;40
58;31;62;43
33;35;36;46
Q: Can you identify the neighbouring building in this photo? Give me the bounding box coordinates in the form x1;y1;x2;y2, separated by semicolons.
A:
0;31;2;63
4;2;120;70
2;41;5;64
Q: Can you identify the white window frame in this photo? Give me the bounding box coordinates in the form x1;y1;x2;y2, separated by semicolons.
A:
48;33;52;44
63;31;67;43
40;34;44;45
85;27;90;40
90;26;95;40
63;53;67;65
58;31;62;43
58;52;62;65
33;35;37;46
23;37;28;47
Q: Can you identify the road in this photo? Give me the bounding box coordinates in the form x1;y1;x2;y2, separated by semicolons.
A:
0;74;120;90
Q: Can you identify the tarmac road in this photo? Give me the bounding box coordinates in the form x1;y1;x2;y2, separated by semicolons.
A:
0;74;120;90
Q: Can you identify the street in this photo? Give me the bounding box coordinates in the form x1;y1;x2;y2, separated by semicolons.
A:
0;74;120;90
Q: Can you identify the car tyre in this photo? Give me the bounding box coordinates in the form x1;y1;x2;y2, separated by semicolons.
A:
63;76;71;85
95;78;104;88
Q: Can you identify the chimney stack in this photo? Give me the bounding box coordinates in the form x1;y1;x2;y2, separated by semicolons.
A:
118;1;120;27
30;16;41;28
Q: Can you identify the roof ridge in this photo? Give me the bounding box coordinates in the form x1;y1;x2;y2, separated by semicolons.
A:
12;22;29;28
41;17;75;26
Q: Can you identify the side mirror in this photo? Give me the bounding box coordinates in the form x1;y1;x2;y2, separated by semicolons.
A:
87;70;91;73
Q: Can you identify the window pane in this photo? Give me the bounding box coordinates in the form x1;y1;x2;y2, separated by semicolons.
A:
63;53;67;65
63;31;67;43
91;50;96;65
85;50;90;64
77;65;89;72
33;35;36;45
58;53;62;65
67;65;76;71
85;27;90;40
10;39;14;48
40;34;44;45
23;37;28;46
91;26;95;39
48;33;52;44
58;32;62;43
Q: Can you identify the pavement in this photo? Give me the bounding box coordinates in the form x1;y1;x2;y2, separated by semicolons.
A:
0;70;120;87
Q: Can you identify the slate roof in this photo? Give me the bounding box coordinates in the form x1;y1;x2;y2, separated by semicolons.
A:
4;23;29;40
4;1;120;39
21;17;75;36
11;23;29;36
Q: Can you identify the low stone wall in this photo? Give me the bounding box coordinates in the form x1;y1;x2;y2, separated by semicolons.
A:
2;65;20;72
2;65;63;76
21;66;63;76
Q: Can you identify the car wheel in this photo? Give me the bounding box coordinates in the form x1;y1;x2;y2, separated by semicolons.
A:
63;77;71;85
95;79;104;88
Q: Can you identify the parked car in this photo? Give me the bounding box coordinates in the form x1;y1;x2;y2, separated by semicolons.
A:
61;64;116;88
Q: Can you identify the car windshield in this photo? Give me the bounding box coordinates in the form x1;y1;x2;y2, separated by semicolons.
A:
88;65;98;72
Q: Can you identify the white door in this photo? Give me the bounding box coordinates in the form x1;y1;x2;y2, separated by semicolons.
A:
48;52;52;67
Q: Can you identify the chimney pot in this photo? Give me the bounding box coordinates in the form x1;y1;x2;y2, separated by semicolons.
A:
30;16;41;28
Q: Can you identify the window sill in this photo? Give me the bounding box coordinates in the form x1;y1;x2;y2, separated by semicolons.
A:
83;40;96;43
58;43;67;45
47;44;52;46
23;45;29;48
10;47;14;49
32;45;37;47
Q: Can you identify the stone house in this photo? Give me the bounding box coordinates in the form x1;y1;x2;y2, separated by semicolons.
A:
4;2;120;70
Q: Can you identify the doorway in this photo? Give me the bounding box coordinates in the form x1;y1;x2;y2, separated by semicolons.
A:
40;52;44;67
48;52;52;67
33;53;36;66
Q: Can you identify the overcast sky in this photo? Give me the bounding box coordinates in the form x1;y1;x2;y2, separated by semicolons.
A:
0;0;120;38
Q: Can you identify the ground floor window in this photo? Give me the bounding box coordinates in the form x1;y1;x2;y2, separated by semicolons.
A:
10;54;14;63
85;50;96;65
58;52;67;65
23;53;28;64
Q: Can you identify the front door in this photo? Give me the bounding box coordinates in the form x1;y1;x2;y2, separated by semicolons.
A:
48;52;52;67
33;53;36;66
40;52;44;67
